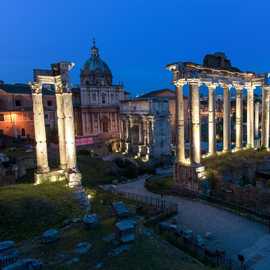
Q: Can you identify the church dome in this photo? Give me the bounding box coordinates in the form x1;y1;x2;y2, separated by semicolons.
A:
81;40;113;86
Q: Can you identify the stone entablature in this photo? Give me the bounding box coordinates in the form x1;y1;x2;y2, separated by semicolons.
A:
120;97;171;160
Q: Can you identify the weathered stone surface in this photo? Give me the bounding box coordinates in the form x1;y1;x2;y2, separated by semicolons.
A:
95;262;104;269
2;258;42;270
83;214;99;228
108;244;130;257
65;257;80;265
42;229;59;243
102;234;115;243
0;241;15;253
74;242;92;255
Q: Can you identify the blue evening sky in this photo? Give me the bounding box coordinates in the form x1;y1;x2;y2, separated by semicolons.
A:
0;0;269;96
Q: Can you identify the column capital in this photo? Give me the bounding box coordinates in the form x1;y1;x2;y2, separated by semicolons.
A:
175;79;187;87
205;82;218;90
234;84;244;92
188;79;202;87
220;83;232;89
245;82;256;90
29;82;41;94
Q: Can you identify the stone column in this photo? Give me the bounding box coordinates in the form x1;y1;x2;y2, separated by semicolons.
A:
261;86;270;148
247;84;255;148
255;102;260;139
63;92;77;171
223;85;231;152
235;86;243;151
176;81;186;164
189;80;201;164
55;91;67;170
31;84;50;173
207;84;216;155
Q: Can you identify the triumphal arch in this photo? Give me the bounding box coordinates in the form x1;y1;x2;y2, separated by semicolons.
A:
167;59;270;190
30;62;81;187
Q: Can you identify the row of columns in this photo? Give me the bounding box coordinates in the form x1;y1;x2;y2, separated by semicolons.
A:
31;84;77;175
176;80;270;166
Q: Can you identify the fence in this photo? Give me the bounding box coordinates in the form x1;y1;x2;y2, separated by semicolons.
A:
172;186;270;227
159;227;245;270
115;190;178;215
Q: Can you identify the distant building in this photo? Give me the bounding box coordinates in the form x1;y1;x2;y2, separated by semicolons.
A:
120;97;171;160
138;88;189;145
0;82;56;139
78;41;129;144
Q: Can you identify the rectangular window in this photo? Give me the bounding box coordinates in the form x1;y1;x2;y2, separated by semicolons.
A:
0;114;4;121
15;100;21;106
47;100;52;106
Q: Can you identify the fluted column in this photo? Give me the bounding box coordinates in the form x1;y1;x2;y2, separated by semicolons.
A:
255;102;260;139
223;85;231;152
235;86;243;151
55;91;67;170
207;84;216;155
189;80;201;164
176;80;186;164
261;86;270;148
63;92;77;171
31;84;50;173
247;84;255;148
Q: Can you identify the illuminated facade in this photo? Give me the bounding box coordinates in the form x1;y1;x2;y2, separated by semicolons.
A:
79;41;129;143
138;89;189;145
0;82;56;139
120;97;171;160
167;53;269;189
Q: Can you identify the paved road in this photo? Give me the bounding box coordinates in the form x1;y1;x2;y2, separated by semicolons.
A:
115;178;270;270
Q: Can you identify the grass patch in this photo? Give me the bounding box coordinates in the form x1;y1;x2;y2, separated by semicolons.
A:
145;176;174;195
78;156;116;187
0;183;83;241
202;149;270;173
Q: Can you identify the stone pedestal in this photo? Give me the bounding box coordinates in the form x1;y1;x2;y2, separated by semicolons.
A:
34;169;67;185
68;172;82;188
174;163;199;191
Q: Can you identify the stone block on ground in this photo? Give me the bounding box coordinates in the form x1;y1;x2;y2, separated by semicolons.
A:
112;201;129;218
3;258;42;270
83;214;99;228
102;233;115;243
42;229;59;243
65;257;80;265
74;242;92;255
108;244;130;257
0;241;15;253
0;250;19;269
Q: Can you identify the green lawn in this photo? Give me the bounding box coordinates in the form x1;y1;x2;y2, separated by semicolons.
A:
0;183;83;241
145;176;174;195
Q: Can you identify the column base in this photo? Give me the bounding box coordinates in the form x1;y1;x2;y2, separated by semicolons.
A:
68;172;82;188
34;169;67;185
174;163;201;191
